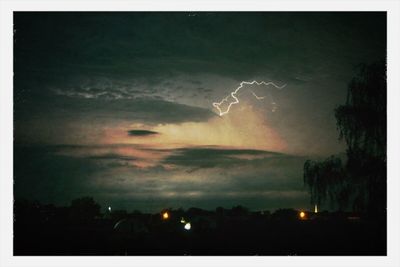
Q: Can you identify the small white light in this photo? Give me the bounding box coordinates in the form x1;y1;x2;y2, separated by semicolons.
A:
108;206;112;212
184;222;191;230
180;217;186;224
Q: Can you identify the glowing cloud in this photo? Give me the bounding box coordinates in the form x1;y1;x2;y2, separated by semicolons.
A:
212;81;286;116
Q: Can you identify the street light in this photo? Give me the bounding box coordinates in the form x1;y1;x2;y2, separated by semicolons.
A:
162;211;169;220
299;211;306;219
184;222;191;231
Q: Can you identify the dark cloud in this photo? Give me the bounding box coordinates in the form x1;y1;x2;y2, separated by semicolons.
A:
14;96;217;144
163;147;287;169
127;130;159;136
85;153;137;161
14;12;386;84
17;96;215;124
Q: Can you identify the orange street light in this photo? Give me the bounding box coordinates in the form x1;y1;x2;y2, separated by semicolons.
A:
299;211;306;219
162;211;169;220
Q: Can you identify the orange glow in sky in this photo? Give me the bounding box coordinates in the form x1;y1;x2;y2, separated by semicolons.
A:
101;103;287;153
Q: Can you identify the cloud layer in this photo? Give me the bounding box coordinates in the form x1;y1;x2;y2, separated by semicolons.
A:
14;144;311;212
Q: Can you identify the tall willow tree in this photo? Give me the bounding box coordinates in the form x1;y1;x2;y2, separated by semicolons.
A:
304;61;386;213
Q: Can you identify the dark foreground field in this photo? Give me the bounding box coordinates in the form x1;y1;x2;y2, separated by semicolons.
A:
14;203;386;256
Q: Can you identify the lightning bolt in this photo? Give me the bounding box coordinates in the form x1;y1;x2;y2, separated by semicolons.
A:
251;91;266;100
252;91;279;112
212;81;286;116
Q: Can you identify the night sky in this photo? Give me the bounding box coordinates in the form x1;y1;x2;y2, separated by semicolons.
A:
14;12;386;212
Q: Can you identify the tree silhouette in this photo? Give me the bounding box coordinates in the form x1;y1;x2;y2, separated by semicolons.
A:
304;156;346;210
69;197;101;223
304;61;386;213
